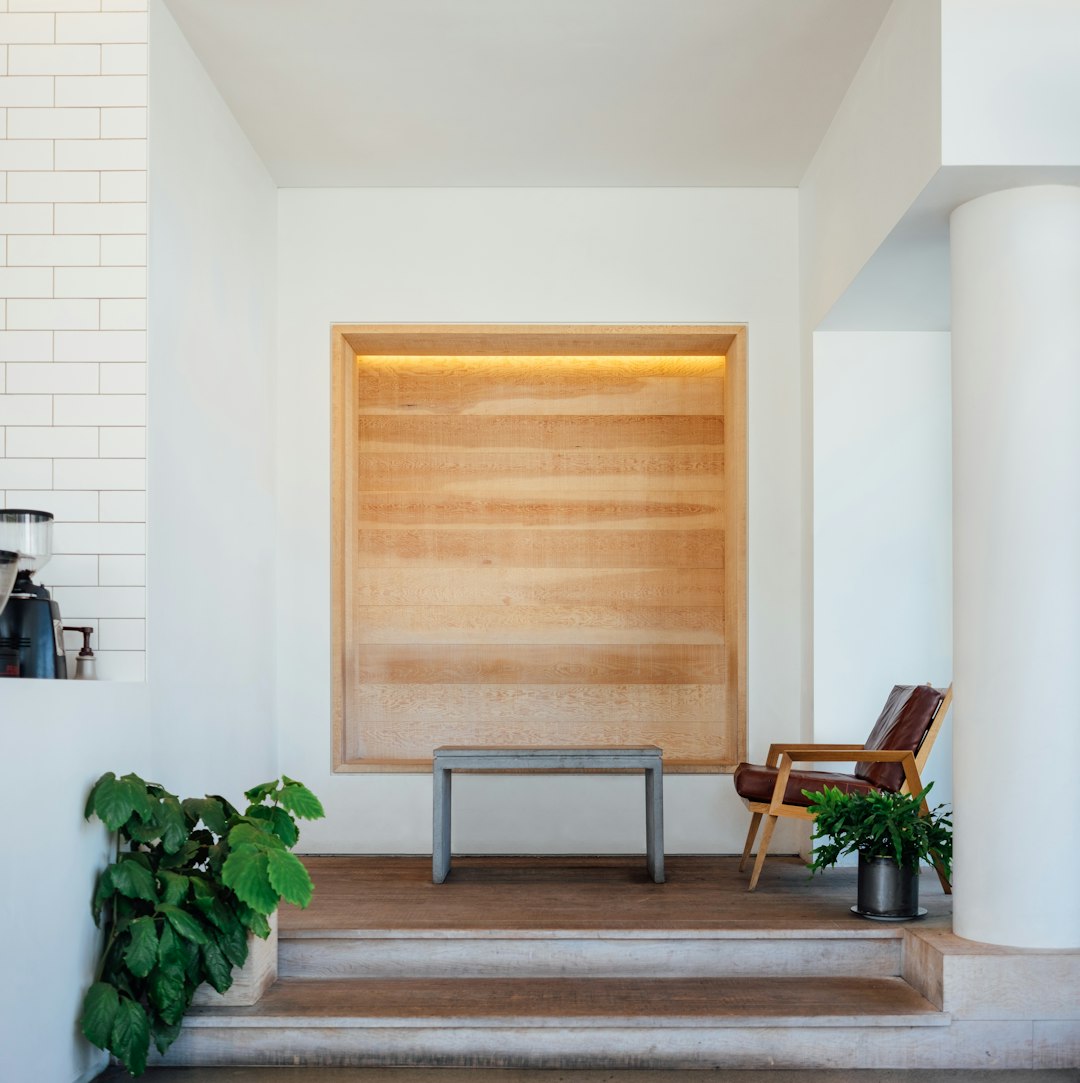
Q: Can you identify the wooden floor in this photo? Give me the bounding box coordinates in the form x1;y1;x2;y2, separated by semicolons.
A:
145;858;1079;1072
282;854;952;935
184;974;942;1025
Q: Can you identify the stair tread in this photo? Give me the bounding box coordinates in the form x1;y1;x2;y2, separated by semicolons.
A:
187;976;947;1028
283;925;904;940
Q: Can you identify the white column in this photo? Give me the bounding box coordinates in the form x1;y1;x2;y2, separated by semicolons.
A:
951;185;1080;948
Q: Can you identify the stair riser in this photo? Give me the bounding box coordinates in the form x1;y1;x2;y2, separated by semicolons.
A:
279;937;900;980
156;1020;1029;1071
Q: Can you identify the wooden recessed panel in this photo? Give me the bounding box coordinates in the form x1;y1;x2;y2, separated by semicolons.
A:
332;325;746;772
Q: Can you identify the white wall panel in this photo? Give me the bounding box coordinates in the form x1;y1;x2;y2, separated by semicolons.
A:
277;186;804;855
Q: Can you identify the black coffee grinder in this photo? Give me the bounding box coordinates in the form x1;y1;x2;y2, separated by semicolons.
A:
0;549;17;677
0;509;67;678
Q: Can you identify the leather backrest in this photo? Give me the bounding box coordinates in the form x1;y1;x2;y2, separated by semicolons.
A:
855;684;945;792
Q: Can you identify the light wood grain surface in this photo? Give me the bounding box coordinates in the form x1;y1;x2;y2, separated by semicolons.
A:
281;856;951;935
332;325;746;771
183;975;943;1025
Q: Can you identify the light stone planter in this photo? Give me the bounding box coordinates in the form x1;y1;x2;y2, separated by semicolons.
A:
191;911;278;1006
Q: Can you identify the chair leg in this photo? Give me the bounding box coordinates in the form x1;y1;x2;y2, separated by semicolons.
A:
748;815;779;892
738;812;763;872
930;849;952;895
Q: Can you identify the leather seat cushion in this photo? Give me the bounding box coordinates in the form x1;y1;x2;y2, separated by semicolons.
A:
856;684;945;792
733;763;879;806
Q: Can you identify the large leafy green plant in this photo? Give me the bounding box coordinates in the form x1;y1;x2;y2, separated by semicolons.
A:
803;784;952;879
80;773;324;1076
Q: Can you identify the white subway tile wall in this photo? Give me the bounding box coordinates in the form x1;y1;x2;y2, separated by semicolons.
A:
0;0;146;681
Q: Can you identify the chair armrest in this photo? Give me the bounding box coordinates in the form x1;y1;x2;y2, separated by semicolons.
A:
775;748;929;813
780;749;908;763
764;745;870;808
764;743;865;767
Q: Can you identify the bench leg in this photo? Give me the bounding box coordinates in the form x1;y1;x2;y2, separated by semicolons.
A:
432;766;452;883
645;763;665;883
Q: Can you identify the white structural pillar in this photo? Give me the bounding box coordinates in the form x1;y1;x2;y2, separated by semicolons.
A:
950;185;1080;948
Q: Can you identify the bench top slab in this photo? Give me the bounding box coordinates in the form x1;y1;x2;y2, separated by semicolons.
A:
433;745;663;769
435;745;661;755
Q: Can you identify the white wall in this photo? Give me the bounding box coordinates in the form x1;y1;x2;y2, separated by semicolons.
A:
147;0;277;796
1;7;278;1079
812;331;953;805
942;0;1080;167
0;3;153;1079
800;0;942;331
0;682;151;1083
277;187;805;856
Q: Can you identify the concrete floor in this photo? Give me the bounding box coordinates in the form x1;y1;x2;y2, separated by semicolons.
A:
95;1070;1079;1082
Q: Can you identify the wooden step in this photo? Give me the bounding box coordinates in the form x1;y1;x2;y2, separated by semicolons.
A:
157;976;949;1070
280;927;903;980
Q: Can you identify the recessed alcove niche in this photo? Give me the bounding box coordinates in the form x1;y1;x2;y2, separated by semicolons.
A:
331;324;746;772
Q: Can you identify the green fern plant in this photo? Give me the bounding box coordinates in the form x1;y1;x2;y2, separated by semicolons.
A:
80;772;324;1076
803;783;952;878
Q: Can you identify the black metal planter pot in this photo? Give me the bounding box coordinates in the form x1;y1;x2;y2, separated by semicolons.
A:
855;854;923;920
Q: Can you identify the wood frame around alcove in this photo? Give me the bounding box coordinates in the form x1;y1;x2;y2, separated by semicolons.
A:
331;323;747;773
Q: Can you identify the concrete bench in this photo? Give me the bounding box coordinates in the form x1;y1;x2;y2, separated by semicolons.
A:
432;745;665;884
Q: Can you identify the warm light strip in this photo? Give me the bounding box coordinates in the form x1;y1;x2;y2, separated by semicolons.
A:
354;354;726;375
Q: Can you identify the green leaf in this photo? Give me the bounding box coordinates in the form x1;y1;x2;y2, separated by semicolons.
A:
157;921;183;971
158;871;191;906
247;805;299;848
110;858;157;902
159;795;192;854
125;815;163;845
159;838;203;870
244;780;280;804
180;935;202;984
206;839;229;876
238;906;271;939
150;1016;183;1056
276;781;325;821
182;797;230;836
157;904;209;945
148;966;188;1027
191;878;227;922
85;772;115;820
119;773;159;824
266;848;314;909
80;981;119;1050
124;916;159;978
201;938;234;994
228;820;286;851
88;773;140;831
207;792;240;818
217;916;249;968
92;867;116;925
191;880;247;964
110;996;150;1076
101;930;129;986
222;847;279;914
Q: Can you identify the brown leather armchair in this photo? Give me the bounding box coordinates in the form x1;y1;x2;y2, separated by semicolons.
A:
733;683;953;891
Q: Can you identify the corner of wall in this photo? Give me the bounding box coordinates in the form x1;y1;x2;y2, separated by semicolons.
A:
799;0;943;331
147;0;278;795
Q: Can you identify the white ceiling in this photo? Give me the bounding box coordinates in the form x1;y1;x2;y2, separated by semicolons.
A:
164;0;891;188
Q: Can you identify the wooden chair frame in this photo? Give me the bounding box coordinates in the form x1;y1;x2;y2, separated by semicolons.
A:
738;684;953;892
